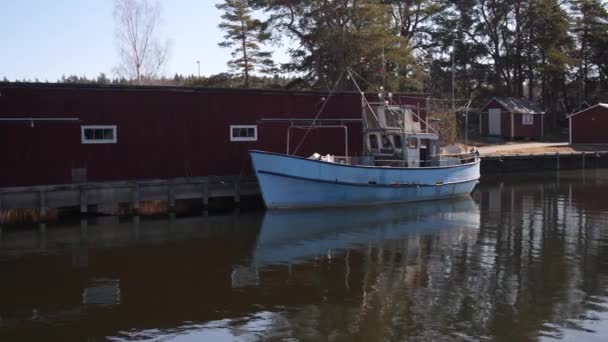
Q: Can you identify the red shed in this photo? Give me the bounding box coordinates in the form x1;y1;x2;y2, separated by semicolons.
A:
479;97;545;139
567;103;608;144
0;83;427;187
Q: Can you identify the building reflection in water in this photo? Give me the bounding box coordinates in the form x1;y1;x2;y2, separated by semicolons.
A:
0;170;607;341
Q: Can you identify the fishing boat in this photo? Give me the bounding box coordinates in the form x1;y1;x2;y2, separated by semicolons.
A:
251;73;480;209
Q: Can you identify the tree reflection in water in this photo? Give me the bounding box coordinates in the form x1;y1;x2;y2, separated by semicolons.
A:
0;171;607;341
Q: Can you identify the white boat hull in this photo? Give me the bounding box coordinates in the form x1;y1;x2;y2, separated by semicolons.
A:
250;151;481;209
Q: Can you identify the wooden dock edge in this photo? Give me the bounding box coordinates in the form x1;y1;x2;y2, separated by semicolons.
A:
0;176;260;219
481;151;608;174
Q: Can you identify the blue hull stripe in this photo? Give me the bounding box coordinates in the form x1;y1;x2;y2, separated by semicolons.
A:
258;170;479;188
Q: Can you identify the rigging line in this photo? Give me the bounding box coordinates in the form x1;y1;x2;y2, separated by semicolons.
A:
348;68;383;94
348;68;457;134
389;99;439;134
385;101;440;135
349;67;437;135
346;67;382;127
399;95;472;101
292;70;346;156
347;67;471;102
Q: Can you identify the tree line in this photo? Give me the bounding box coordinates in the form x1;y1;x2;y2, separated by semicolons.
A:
10;73;297;88
217;0;608;122
2;0;607;123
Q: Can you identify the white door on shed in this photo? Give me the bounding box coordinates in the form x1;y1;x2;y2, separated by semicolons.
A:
489;108;501;135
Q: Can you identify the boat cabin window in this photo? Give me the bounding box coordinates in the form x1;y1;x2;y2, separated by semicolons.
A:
369;134;378;149
420;139;428;148
381;135;391;148
408;137;418;149
380;135;393;154
393;135;402;149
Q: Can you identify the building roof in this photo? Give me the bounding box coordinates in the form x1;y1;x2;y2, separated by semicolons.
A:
0;81;429;97
493;97;545;114
567;103;608;118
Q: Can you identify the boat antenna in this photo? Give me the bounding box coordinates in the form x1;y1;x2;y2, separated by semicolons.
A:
292;70;345;156
381;43;386;91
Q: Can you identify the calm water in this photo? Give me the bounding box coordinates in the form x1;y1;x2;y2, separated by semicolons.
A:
1;170;608;341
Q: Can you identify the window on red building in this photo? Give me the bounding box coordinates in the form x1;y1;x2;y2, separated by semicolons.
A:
230;125;257;142
81;125;117;144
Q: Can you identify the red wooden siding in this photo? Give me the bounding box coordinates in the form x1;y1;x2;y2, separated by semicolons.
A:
512;113;542;138
570;106;608;144
480;110;487;135
0;84;426;187
500;109;512;137
479;99;512;137
479;98;543;138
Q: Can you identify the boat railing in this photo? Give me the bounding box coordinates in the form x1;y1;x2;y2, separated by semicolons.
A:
372;158;472;167
323;153;479;167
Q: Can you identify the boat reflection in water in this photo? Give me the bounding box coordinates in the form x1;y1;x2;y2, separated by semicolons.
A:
250;197;479;268
3;171;608;341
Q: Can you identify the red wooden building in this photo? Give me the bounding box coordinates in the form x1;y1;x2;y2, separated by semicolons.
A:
567;103;608;144
0;83;427;187
479;97;545;139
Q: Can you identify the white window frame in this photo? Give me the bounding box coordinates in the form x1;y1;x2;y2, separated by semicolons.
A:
522;114;534;125
230;125;257;142
81;125;117;144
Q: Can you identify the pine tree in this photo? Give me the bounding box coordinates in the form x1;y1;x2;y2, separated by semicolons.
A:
216;0;275;88
527;0;575;123
250;0;416;91
571;0;608;103
97;73;110;84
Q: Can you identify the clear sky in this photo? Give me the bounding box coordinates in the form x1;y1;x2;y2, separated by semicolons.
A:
0;0;288;81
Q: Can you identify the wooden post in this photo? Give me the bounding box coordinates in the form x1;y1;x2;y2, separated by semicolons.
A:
80;186;88;213
202;181;209;207
234;177;241;205
0;192;3;227
132;215;140;240
132;184;140;214
345;249;350;290
39;190;47;220
80;218;88;242
582;152;586;169
556;152;560;170
39;223;47;251
167;181;176;211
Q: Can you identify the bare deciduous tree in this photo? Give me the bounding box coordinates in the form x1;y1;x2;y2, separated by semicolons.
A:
113;0;169;85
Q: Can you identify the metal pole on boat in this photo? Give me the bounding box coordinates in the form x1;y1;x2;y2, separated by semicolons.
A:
451;40;456;116
286;123;292;155
451;39;460;116
465;109;469;149
463;99;472;150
